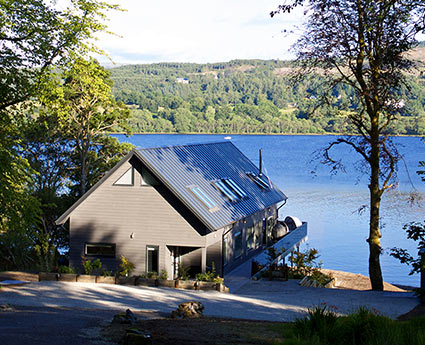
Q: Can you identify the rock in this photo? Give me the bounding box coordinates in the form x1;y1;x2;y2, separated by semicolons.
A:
124;328;152;345
0;304;14;312
170;301;204;319
112;309;137;324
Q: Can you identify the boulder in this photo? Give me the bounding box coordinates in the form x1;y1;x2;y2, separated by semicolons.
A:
112;309;137;325
170;301;204;319
124;328;152;345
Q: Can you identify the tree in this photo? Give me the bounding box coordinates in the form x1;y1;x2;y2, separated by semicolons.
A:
273;1;425;290
42;58;133;197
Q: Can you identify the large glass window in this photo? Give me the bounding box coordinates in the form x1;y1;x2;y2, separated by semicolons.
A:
146;245;159;273
234;231;243;258
85;243;116;257
247;226;255;250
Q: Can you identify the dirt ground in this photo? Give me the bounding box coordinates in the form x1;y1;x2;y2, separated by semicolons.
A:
104;316;286;345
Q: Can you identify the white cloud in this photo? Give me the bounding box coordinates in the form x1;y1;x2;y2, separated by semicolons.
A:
95;0;305;64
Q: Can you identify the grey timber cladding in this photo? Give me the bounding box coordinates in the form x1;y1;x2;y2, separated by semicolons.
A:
134;141;287;231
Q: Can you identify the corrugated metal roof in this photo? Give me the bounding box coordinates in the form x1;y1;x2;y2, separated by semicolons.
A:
134;141;287;231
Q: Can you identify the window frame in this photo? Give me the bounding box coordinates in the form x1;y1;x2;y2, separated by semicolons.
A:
84;242;116;258
113;167;134;186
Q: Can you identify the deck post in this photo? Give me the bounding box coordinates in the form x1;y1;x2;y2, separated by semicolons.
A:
201;247;207;273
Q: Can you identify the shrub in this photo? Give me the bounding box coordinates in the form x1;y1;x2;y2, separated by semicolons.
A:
82;258;102;275
177;263;190;280
158;270;168;280
147;271;157;279
101;269;113;277
58;265;75;274
119;256;135;277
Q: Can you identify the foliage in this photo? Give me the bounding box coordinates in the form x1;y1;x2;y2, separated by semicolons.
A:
195;261;222;282
390;221;425;275
177;263;191;280
289;248;322;277
158;270;168;280
119;256;135;277
146;271;157;279
273;0;425;291
282;305;425;345
101;269;113;277
109;60;425;135
0;0;122;111
58;265;75;274
82;258;102;275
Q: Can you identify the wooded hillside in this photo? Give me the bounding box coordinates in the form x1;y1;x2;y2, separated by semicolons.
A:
109;53;425;135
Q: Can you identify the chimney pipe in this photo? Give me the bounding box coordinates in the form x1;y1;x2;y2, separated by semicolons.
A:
259;148;263;176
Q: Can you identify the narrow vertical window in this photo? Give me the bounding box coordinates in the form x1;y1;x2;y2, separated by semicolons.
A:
146;246;159;273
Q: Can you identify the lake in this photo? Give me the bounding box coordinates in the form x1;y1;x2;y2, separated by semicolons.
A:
114;134;425;287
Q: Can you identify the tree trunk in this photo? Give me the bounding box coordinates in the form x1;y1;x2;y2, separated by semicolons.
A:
80;152;87;196
368;134;384;291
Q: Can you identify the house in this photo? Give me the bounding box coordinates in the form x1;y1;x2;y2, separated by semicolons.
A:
56;141;299;279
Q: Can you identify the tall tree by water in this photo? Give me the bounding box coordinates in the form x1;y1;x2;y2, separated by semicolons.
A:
0;0;122;270
272;1;425;290
42;58;133;197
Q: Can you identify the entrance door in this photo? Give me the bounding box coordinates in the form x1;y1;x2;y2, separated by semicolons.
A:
146;245;159;273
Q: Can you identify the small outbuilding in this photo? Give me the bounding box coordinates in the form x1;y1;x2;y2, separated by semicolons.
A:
56;141;291;278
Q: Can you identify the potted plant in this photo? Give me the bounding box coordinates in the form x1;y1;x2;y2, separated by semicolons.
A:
155;270;174;287
77;258;101;282
57;265;77;282
118;256;136;285
96;270;116;284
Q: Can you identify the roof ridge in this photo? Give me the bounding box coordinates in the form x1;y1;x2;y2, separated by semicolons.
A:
136;140;233;151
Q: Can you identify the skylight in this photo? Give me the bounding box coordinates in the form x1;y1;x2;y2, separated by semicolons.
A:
214;178;247;202
246;172;270;189
190;186;216;209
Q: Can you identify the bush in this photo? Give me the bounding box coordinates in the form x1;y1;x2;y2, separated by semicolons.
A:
177;263;190;280
101;269;113;277
119;256;135;277
82;258;102;275
58;265;75;274
158;270;168;280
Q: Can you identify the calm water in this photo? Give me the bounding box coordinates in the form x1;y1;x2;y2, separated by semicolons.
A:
114;134;425;286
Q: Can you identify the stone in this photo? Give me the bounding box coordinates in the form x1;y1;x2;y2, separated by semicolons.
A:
112;309;137;325
124;328;152;345
170;301;204;319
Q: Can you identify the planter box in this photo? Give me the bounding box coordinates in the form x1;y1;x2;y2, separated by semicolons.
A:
118;276;136;285
57;273;77;282
155;279;175;288
38;272;58;281
175;280;195;289
76;274;96;283
96;276;116;284
195;281;217;290
135;278;156;287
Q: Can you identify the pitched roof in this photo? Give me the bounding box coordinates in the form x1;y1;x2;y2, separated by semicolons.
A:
134;141;287;231
56;141;287;230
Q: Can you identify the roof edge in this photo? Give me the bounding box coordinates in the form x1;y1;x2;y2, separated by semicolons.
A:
55;150;136;225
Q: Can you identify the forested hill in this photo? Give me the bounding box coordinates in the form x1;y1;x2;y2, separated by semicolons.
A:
109;57;425;135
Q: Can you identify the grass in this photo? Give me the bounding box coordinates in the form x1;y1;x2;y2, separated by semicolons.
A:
103;305;425;345
272;304;425;345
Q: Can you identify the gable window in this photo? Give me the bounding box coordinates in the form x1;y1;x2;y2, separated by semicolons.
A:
213;178;246;202
114;167;134;186
246;172;270;189
140;167;159;186
189;186;218;211
85;243;116;257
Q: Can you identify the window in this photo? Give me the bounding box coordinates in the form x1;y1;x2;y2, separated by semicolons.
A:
85;243;116;257
247;226;255;250
254;222;262;248
114;167;134;186
146;246;159;273
189;186;217;211
246;172;270;189
223;237;229;265
213;178;246;202
140;167;159;186
234;231;243;258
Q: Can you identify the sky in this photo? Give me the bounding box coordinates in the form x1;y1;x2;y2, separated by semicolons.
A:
94;0;305;65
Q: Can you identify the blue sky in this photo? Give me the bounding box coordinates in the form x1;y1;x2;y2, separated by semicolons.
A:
95;0;304;64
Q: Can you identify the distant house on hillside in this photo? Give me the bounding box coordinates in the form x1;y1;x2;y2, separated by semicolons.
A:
56;142;304;279
176;77;189;84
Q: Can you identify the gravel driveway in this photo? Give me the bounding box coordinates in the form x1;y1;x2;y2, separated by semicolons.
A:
0;280;418;322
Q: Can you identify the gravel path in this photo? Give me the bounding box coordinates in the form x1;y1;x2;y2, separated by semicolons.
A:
0;280;418;322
